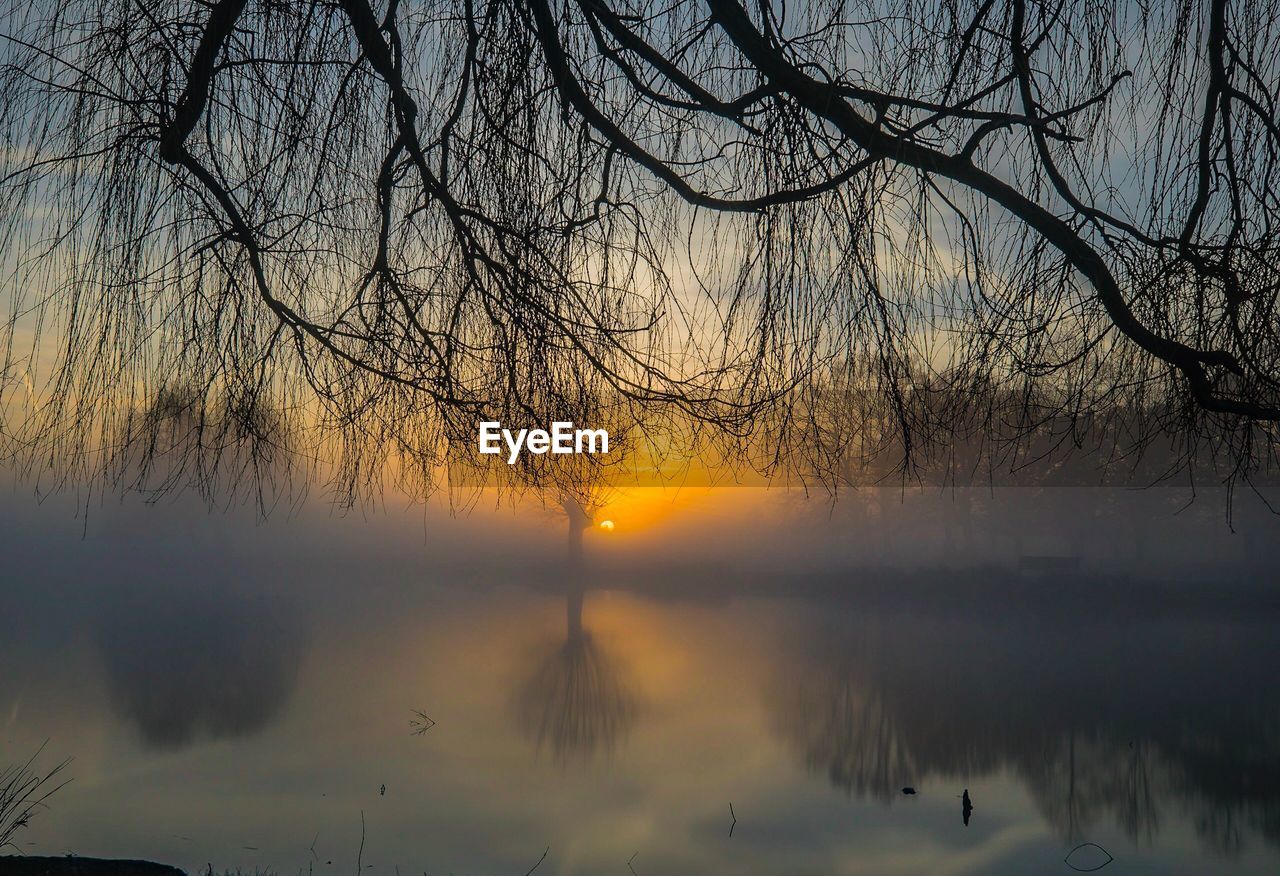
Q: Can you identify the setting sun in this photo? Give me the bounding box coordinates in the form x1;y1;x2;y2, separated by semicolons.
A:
599;519;615;532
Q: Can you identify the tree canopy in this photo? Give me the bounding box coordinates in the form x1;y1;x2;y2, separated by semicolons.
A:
3;0;1280;501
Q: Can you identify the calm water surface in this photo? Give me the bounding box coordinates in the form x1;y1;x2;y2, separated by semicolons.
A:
3;494;1279;875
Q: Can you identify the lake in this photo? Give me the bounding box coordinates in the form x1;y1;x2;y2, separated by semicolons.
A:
3;489;1279;875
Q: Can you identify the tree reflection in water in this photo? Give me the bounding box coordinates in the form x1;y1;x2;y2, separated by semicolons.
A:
770;604;1280;854
512;580;638;764
97;585;301;750
512;498;638;764
775;660;912;804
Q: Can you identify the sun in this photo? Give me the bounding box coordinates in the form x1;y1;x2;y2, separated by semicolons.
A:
598;519;615;532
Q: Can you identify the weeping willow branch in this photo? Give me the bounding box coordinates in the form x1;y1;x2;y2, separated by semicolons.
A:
2;0;1279;506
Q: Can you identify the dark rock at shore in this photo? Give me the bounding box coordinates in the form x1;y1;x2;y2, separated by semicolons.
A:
0;857;184;875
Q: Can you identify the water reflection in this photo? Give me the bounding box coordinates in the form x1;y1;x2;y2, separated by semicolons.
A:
98;585;301;749
771;606;1280;855
511;587;639;763
773;657;911;803
511;507;639;763
6;486;1280;874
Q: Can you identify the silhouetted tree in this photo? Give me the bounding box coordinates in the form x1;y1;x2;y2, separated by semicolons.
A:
4;0;1280;498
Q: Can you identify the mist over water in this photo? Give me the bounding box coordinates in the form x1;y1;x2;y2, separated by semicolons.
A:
2;483;1279;874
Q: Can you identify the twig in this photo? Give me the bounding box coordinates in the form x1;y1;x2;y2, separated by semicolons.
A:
525;846;550;875
355;810;365;875
410;711;437;735
1064;842;1114;871
728;802;737;838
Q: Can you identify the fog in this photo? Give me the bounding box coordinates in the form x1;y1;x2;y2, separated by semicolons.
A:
2;480;1279;874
